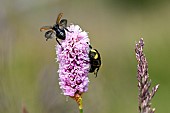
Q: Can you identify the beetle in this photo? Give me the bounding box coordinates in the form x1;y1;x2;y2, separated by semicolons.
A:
40;13;69;45
89;45;101;77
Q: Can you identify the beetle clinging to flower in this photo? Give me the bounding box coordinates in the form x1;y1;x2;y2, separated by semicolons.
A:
89;45;101;77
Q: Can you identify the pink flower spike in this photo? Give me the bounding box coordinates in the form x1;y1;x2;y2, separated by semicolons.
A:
56;24;90;97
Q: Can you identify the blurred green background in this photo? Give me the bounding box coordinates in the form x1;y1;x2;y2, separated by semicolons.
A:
0;0;170;113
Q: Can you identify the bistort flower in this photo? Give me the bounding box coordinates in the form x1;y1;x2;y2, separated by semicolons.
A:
56;24;90;97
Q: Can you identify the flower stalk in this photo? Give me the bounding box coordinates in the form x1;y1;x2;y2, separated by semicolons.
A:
135;38;159;113
71;93;83;113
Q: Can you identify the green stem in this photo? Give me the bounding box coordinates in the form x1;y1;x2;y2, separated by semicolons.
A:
79;108;83;113
72;94;83;113
78;96;83;113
